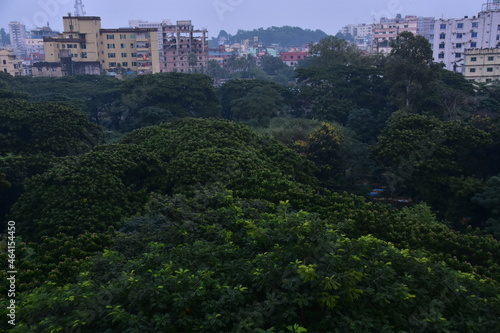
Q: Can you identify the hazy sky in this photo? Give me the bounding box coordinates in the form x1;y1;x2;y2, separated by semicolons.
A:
0;0;487;36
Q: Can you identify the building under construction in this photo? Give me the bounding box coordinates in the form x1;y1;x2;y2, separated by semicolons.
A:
161;20;208;73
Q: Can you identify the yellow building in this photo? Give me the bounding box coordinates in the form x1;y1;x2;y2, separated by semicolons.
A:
43;15;159;75
0;49;23;76
463;48;500;83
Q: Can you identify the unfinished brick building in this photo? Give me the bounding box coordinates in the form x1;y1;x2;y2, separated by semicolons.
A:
161;20;208;73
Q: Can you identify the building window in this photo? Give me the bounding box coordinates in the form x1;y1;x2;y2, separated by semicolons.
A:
130;34;136;39
131;52;137;57
438;53;445;59
132;61;137;66
70;24;74;31
80;43;86;49
107;34;115;40
486;79;492;82
457;33;463;38
121;43;126;49
455;53;462;58
122;62;128;67
471;42;477;47
108;53;116;58
487;67;493;72
488;56;494;61
2;60;6;64
120;34;127;39
107;44;115;49
472;22;479;28
440;23;446;29
456;43;462;48
471;57;477;61
457;23;464;29
121;53;127;57
130;43;135;48
440;33;446;39
470;68;476;73
81;52;87;58
472;32;478;37
109;62;116;67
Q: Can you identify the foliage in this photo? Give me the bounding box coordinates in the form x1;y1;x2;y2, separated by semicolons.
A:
373;112;492;224
254;117;321;147
302;193;500;281
231;86;284;122
473;175;500;239
218;79;294;120
121;118;319;201
210;26;327;48
8;190;499;332
296;122;342;185
10;144;164;241
0;99;104;156
118;73;221;131
296;37;387;123
385;32;441;113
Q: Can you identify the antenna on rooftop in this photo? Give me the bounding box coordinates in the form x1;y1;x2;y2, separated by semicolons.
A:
74;0;86;16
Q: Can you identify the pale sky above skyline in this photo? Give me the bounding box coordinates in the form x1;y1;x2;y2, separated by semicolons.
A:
0;0;488;36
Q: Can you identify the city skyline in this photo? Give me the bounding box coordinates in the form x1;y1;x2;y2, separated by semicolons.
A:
0;0;488;37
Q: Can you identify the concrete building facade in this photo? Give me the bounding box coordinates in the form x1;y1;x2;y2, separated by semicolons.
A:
433;0;500;74
43;15;160;76
0;49;23;76
463;47;500;82
161;20;208;73
8;21;27;58
372;16;418;54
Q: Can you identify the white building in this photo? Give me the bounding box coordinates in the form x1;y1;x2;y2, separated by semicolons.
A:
8;21;27;58
433;0;500;74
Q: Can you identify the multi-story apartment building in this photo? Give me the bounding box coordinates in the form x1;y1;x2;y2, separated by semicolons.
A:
8;21;27;58
372;15;418;54
463;48;500;82
129;19;209;73
161;20;208;73
339;23;372;51
43;15;160;76
25;39;45;55
433;0;500;74
417;16;435;43
0;49;23;76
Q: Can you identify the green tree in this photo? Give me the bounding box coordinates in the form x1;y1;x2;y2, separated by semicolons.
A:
384;31;440;112
307;35;366;68
260;55;287;76
218;79;293;119
119;73;221;131
7;190;500;332
0;99;104;156
373;112;492;225
473;175;500;238
231;86;284;123
0;28;10;45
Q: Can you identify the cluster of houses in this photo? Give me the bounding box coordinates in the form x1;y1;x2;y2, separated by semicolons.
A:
2;0;500;83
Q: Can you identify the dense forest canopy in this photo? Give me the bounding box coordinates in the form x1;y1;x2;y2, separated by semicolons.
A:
209;26;328;48
1;33;500;332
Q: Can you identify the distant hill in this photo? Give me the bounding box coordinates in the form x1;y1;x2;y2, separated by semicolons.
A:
209;26;328;48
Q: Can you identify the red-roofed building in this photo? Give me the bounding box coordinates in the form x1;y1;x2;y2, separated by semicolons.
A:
280;51;308;67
